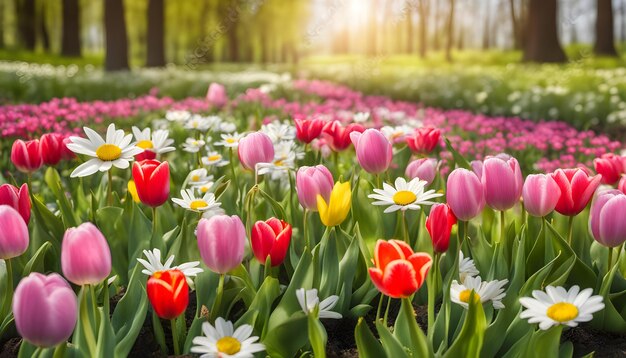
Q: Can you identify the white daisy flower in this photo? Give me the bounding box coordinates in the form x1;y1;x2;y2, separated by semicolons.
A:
190;317;265;358
214;133;244;148
184;115;215;132
137;248;203;285
219;122;237;133
202;151;229;167
194;182;215;195
296;288;342;319
257;150;296;176
274;140;304;160
131;127;175;157
165;110;191;122
182;138;206;153
368;177;443;213
172;189;221;213
450;276;508;310
381;125;414;143
187;168;213;186
459;251;479;283
202;206;225;219
520;285;605;330
353;112;370;123
261;121;295;143
67;123;143;178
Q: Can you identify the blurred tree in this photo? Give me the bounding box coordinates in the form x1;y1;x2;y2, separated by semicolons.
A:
482;0;491;49
0;0;5;48
594;0;618;56
146;0;165;66
368;0;378;56
418;0;428;57
61;0;81;56
406;6;414;53
37;0;48;51
104;0;129;71
523;0;566;62
509;0;521;49
432;0;440;50
15;0;36;50
445;0;455;61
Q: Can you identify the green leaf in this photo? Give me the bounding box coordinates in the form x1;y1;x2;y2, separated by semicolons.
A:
44;167;79;227
258;188;287;220
375;321;410;358
307;306;327;358
355;317;385;358
112;265;149;357
236;276;280;337
21;241;53;275
444;137;472;170
96;284;115;358
394;298;432;357
444;291;486;358
264;313;309;358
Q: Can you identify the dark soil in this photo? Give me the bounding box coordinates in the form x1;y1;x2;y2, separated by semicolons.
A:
563;325;626;358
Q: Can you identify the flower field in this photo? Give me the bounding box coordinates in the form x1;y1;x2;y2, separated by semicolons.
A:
1;79;626;357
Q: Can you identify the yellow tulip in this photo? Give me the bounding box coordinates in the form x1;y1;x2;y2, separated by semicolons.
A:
127;180;141;203
316;181;352;227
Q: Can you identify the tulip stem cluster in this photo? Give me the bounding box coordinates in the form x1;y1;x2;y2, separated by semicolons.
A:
1;259;12;318
427;253;440;336
170;319;180;355
567;216;575;246
500;210;506;243
79;287;97;356
107;170;113;206
210;274;226;323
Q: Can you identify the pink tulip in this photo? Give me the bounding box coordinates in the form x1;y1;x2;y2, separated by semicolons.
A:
11;139;42;173
481;156;523;211
446;168;485;221
238;132;274;170
0;183;31;224
619;176;626;194
470;160;483;180
406;158;437;185
350;129;393;174
594;153;623;185
13;273;77;347
206;83;228;108
590;190;626;247
296;165;334;211
61;223;112;285
196;215;245;274
0;206;29;259
522;174;561;217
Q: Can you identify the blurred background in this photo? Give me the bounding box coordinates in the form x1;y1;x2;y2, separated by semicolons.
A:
1;0;625;131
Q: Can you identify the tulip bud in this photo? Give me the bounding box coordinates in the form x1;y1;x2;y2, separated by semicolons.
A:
322;121;365;152
296;165;334;211
11;139;42;173
147;269;189;319
13;273;77;347
294;117;325;144
406;127;441;155
522;174;561;217
594;153;623;185
426;203;456;253
238;132;274;170
206;83;228;108
550;168;602;216
251;218;292;266
589;190;626;247
196;215;245;274
40;133;64;166
317;181;352;227
406;158;438;185
132;160;170;207
481;156;523;211
61;223;112;285
0;183;31;224
0;206;29;259
446;168;485;221
350;129;393;174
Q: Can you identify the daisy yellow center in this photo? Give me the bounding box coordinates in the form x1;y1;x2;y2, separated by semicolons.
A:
136;140;154;149
190;200;208;210
459;289;481;304
96;144;122;161
392;190;417;206
208;155;221;161
192;141;199;146
200;186;209;193
192;175;200;181
216;336;241;355
226;138;236;143
547;302;578;322
275;159;284;166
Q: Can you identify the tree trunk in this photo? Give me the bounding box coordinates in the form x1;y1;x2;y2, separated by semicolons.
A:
104;0;129;71
406;9;414;53
368;0;378;55
432;0;440;50
523;0;566;62
594;0;618;56
146;0;165;67
418;0;428;57
622;0;626;42
0;0;4;48
61;0;81;56
16;0;36;50
37;0;49;51
482;0;491;49
445;0;455;61
509;0;521;49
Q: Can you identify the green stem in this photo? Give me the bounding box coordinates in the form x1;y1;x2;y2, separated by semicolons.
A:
197;152;202;168
303;209;309;251
462;220;469;247
80;287;97;356
211;274;225;323
170;319;180;356
401;211;409;244
228;148;239;202
383;296;392;326
245;186;258;237
152;207;158;235
2;258;13;318
427;253;440;336
107;170;113;206
608;247;613;273
500;210;506;243
567;215;574;247
376;174;381;189
375;294;384;322
88;284;99;334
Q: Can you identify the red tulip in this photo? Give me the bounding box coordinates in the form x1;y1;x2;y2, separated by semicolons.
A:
294;117;325;144
550;168;602;216
147;269;189;319
251;218;292;266
40;133;65;166
11;139;42;173
132;160;170;207
0;184;31;224
594;153;623;185
368;240;432;298
426;203;457;253
406;127;441;155
322;121;365;151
